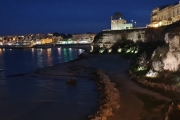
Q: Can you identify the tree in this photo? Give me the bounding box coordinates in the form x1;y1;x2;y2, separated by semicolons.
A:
53;32;60;37
113;12;122;20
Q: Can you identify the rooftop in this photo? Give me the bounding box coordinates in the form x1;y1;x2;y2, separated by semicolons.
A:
158;2;179;10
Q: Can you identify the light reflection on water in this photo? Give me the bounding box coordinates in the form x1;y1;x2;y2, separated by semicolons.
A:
0;47;99;120
0;47;84;76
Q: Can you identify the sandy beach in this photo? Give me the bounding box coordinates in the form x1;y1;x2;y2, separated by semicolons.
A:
32;53;171;120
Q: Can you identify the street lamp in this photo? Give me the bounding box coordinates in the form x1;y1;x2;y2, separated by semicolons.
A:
134;21;136;28
131;20;133;28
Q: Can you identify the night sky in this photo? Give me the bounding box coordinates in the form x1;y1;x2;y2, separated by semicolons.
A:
0;0;179;35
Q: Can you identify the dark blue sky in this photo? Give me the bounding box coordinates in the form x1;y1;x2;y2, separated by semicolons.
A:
0;0;178;35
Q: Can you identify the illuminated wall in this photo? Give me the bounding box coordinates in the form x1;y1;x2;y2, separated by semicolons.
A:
148;1;180;28
41;38;53;44
72;34;96;43
111;19;132;30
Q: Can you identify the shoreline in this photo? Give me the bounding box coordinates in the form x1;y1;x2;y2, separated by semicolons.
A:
31;52;94;78
30;53;129;120
29;51;172;120
0;43;91;51
88;69;120;120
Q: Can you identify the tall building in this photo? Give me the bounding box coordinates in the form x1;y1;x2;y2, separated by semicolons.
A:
111;17;133;30
148;1;180;27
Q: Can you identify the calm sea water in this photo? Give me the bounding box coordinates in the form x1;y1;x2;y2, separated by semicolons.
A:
0;47;99;120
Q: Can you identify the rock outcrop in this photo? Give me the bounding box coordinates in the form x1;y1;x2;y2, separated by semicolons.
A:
89;69;120;120
93;27;165;49
151;22;180;72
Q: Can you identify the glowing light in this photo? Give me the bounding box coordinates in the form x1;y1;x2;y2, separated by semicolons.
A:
78;40;89;43
99;49;104;53
118;48;122;52
67;40;73;44
58;48;61;55
137;66;146;71
79;49;84;54
108;49;112;53
126;49;131;53
8;43;12;45
0;49;2;55
146;69;158;78
154;24;159;27
134;50;138;54
62;41;67;44
47;48;51;57
90;45;93;52
36;41;41;45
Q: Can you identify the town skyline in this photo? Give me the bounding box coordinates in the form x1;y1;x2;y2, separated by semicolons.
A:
0;0;179;36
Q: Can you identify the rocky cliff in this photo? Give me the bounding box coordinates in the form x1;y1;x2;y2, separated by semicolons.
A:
151;22;180;72
92;21;180;72
92;27;166;49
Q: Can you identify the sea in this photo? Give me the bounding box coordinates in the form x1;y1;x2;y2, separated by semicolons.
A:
0;47;99;120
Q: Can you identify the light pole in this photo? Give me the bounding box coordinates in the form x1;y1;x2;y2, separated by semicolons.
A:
134;21;136;28
131;20;133;28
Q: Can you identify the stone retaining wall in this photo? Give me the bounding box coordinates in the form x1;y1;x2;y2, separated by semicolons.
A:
88;69;120;120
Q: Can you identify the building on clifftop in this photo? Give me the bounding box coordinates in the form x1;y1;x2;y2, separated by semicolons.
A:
147;1;180;28
111;16;133;30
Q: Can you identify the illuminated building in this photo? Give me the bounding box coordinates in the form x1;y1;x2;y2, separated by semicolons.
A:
40;38;53;44
111;18;133;30
147;1;180;28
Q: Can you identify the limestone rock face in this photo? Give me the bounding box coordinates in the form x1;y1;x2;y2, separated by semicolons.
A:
161;34;180;72
165;33;180;52
162;51;180;71
93;28;163;49
149;23;180;72
126;30;146;42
